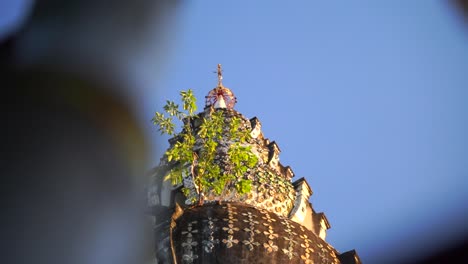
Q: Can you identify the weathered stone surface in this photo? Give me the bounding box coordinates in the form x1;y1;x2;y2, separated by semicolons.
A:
172;203;342;264
155;108;297;218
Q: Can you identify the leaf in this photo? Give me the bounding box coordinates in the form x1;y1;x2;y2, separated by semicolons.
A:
181;187;190;196
236;179;252;194
154;89;261;199
163;174;172;181
181;89;197;115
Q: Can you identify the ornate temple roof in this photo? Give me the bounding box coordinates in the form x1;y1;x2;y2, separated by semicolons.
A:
148;65;361;264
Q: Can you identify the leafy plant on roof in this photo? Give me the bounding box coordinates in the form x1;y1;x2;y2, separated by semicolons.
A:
152;89;258;204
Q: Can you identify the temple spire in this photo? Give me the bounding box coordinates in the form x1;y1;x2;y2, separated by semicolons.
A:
205;64;237;109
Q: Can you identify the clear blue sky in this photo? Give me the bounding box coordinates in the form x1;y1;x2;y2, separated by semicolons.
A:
2;1;467;263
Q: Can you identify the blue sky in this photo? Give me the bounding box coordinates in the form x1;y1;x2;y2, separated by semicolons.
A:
2;1;467;263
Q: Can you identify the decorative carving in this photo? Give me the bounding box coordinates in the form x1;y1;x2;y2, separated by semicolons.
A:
241;211;261;251
263;240;279;253
282;247;298;260
242;238;260;251
249;117;262;139
281;219;298;260
182;251;198;263
263;227;278;240
222;235;239;248
202;217;219;253
222;223;239;235
181;221;199;238
181;221;199;263
260;208;279;253
182;237;198;249
171;203;344;263
300;233;314;263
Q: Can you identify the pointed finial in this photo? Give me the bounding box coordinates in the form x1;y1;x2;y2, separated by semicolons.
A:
205;64;237;109
217;63;223;86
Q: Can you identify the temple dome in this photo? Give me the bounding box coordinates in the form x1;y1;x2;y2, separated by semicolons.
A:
172;203;341;264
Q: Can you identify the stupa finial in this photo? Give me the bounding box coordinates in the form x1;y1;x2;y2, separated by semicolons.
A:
205;64;237;109
217;63;223;87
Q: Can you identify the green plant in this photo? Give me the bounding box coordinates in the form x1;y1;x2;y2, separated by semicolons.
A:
152;89;258;203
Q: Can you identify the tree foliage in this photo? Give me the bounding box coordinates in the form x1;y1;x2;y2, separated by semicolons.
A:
152;89;258;203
